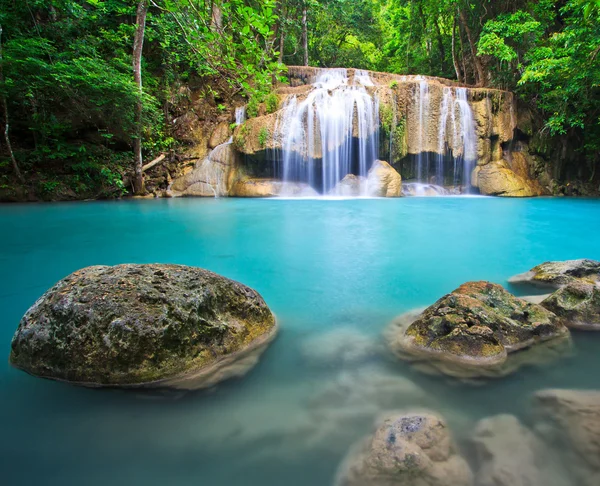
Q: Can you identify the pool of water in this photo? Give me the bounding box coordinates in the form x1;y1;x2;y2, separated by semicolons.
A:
1;197;599;486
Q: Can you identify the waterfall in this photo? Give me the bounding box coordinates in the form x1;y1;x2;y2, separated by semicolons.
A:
235;106;246;126
436;88;451;184
416;78;430;182
409;85;476;189
453;88;477;188
275;68;380;194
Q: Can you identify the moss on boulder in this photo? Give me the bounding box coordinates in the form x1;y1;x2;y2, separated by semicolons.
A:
387;281;569;378
10;264;277;390
541;280;600;330
510;259;600;289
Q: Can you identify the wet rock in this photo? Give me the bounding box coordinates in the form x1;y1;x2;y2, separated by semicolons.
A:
366;160;402;197
509;259;600;290
533;389;600;484
386;281;570;379
208;121;232;148
230;178;318;197
335;411;473;486
471;415;544;486
10;264;277;390
402;183;451;197
329;174;367;197
540;280;600;330
472;160;544;197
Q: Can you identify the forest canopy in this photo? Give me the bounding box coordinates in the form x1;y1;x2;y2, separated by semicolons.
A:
0;0;599;198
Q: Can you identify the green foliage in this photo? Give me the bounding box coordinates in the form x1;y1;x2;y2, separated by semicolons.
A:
265;92;279;114
258;127;269;147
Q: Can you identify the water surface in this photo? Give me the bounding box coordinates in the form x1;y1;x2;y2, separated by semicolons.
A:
1;197;599;485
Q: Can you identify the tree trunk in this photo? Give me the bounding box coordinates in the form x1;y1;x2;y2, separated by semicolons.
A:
302;4;308;66
434;17;446;74
0;24;25;184
211;1;223;32
132;0;148;195
458;7;485;86
451;14;462;82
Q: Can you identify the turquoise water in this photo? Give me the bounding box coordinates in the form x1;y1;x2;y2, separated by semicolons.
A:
1;197;600;486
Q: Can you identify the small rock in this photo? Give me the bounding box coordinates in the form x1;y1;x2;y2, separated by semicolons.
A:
335;411;473;486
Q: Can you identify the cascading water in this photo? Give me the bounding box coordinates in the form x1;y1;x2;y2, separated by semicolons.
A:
453;88;477;189
275;69;379;194
235;106;246;127
410;84;477;192
416;78;430;182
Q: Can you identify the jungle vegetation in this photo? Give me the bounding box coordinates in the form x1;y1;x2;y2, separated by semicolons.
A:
0;1;598;198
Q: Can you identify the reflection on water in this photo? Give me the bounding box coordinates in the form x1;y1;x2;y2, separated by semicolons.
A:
1;197;600;485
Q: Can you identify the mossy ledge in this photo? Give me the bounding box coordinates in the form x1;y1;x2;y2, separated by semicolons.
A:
9;264;277;390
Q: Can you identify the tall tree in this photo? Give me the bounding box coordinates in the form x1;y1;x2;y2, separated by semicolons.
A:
0;23;24;184
132;0;148;195
302;2;308;66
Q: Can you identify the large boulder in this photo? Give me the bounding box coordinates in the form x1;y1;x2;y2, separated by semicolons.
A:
471;415;544;486
366;160;402;197
510;259;600;290
510;259;600;330
472;160;543;197
10;264;277;390
386;281;570;378
335;411;473;486
534;389;600;486
540;280;600;330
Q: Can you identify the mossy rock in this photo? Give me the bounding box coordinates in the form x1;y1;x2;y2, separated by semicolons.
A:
387;281;569;377
510;259;600;290
541;280;600;331
10;264;277;390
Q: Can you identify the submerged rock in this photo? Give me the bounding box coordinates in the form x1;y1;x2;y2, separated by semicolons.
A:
509;259;600;289
366;160;402;197
386;281;570;378
335;411;473;486
471;415;544;486
10;264;277;390
534;389;600;486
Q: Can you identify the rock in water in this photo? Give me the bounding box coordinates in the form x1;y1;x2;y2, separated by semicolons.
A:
471;415;544;486
10;264;277;390
366;160;402;197
510;259;600;330
386;281;570;378
509;259;600;289
335;411;473;486
329;174;366;197
540;280;600;330
534;389;600;486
